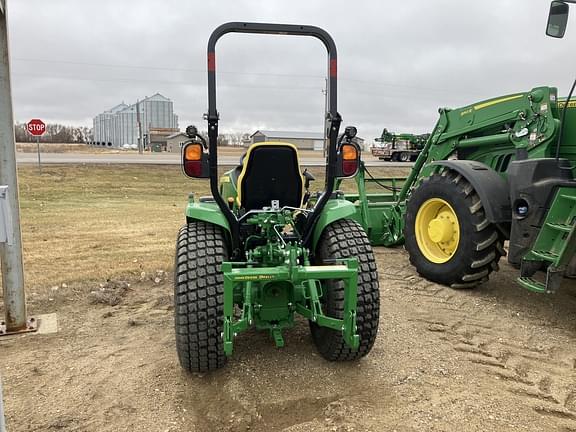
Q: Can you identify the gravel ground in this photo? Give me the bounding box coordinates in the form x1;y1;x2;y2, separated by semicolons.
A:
1;247;576;432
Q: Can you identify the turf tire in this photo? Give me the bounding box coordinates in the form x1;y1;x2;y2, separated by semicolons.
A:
311;219;380;361
174;221;228;372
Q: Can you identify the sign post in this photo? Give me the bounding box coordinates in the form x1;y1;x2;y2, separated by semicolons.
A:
27;119;45;174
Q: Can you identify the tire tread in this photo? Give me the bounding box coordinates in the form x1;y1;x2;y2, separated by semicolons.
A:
174;221;227;372
311;219;380;361
405;169;504;288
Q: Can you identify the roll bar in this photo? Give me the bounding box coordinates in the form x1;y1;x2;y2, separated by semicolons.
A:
204;22;342;253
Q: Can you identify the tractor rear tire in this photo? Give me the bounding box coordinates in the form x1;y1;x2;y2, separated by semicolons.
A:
404;169;504;288
174;221;228;372
311;219;380;361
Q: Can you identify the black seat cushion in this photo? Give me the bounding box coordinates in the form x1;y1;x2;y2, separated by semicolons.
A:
238;144;302;211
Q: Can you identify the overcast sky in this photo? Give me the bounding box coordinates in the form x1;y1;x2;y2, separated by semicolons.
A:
5;0;576;142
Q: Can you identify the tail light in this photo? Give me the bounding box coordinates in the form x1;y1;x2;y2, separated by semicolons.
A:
182;143;209;178
337;143;360;177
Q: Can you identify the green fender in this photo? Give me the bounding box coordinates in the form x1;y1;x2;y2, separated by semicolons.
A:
186;202;231;233
311;199;357;250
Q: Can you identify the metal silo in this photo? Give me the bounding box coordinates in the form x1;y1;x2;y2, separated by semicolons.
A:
92;96;178;149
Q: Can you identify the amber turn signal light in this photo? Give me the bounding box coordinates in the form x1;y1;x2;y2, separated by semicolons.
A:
185;143;203;161
341;143;358;160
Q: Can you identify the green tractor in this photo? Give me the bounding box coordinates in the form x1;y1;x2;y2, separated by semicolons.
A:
174;23;380;372
348;1;576;294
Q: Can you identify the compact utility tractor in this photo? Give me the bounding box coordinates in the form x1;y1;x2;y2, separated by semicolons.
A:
174;23;380;372
346;1;576;294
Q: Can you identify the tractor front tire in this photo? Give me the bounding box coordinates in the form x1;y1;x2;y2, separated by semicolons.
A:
404;169;504;288
311;219;380;361
174;221;228;372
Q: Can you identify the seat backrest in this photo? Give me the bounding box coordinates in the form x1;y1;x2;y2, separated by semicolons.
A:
237;143;303;211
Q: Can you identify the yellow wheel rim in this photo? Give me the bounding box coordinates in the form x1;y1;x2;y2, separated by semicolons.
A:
415;198;460;264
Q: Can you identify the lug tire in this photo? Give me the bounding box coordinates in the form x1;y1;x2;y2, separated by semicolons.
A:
174;221;228;372
311;219;380;361
404;169;504;288
399;152;410;162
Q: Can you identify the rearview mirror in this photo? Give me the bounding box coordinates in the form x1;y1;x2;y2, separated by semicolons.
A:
547;1;569;38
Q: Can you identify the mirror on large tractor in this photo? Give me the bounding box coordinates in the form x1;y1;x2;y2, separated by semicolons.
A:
547;1;570;38
335;126;360;178
181;125;209;178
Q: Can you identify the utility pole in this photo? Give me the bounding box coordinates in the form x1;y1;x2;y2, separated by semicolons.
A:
136;99;143;155
0;0;28;332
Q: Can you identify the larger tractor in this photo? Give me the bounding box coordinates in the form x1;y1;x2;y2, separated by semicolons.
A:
348;1;576;294
174;23;380;372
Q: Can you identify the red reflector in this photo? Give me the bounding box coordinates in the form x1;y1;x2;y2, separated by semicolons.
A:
208;52;216;72
184;160;202;177
330;58;337;77
342;160;357;176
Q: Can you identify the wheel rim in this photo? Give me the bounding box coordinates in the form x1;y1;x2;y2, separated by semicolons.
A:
415;198;460;264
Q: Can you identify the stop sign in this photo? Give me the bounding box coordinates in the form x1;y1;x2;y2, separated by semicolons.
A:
27;119;46;136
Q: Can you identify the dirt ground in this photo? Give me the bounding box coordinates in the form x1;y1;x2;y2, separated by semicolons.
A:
1;164;576;431
2;247;576;432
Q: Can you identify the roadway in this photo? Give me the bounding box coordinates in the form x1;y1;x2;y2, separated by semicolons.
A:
16;152;414;167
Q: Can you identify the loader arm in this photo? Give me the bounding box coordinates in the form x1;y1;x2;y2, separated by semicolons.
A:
407;87;563;193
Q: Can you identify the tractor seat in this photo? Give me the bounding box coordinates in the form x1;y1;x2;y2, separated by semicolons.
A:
237;142;304;211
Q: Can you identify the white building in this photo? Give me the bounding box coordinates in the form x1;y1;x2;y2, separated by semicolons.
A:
250;130;364;151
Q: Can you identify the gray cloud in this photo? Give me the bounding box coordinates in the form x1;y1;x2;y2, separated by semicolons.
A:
6;0;576;143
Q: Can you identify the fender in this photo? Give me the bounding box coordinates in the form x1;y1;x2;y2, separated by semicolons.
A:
311;199;357;250
430;160;511;223
186;202;231;233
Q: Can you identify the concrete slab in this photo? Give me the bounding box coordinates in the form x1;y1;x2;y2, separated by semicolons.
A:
36;313;58;335
0;313;57;340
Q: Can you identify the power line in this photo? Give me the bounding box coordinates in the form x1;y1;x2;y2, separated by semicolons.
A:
12;57;322;79
13;72;478;108
12;57;484;97
13;72;320;91
13;72;474;104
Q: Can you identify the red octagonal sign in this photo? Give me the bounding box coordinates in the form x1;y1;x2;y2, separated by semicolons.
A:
27;119;46;136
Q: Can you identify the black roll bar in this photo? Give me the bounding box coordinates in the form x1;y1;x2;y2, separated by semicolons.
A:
205;22;342;253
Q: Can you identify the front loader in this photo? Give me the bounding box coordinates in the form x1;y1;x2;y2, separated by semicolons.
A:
174;23;380;372
347;1;576;294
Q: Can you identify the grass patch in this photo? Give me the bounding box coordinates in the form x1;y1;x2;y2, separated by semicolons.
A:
9;163;409;291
